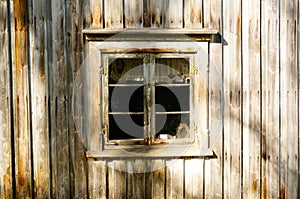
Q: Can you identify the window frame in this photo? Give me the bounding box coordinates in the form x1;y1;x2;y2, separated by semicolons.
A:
102;53;195;146
82;29;219;157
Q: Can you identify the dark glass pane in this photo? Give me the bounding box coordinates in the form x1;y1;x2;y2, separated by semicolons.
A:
109;114;144;140
155;86;189;112
155;113;190;139
109;58;144;84
155;58;189;84
109;86;144;112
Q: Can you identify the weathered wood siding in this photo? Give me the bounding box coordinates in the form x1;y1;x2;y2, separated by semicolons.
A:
0;0;299;198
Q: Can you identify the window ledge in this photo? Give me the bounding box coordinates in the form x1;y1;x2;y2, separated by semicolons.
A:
86;146;214;159
82;28;220;42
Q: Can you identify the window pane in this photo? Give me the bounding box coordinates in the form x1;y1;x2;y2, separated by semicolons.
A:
154;58;190;140
109;58;144;84
155;113;190;139
109;86;144;112
155;58;189;84
108;58;145;141
155;86;189;112
109;114;144;140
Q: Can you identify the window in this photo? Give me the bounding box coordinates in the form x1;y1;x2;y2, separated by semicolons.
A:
82;29;218;157
103;54;193;145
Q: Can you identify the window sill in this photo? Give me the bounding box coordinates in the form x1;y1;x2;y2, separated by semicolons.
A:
86;146;214;159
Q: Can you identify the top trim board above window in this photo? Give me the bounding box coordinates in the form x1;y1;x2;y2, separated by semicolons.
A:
82;28;220;42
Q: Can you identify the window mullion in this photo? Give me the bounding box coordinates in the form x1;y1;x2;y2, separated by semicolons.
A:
144;54;155;144
143;55;149;144
149;54;156;144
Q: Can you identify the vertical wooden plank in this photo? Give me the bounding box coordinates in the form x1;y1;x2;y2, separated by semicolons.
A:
279;0;287;197
0;0;12;198
143;0;151;27
90;0;103;28
204;158;211;199
298;1;300;196
104;0;123;29
166;159;184;199
184;0;202;28
185;159;204;198
65;0;87;198
45;0;53;197
164;0;183;28
281;0;298;198
223;0;242;198
203;0;210;28
261;0;267;198
286;0;298;197
203;0;221;30
209;43;223;198
50;0;70;197
261;0;280;198
242;0;261;198
12;0;33;197
242;1;249;197
149;0;163;28
127;159;146;198
83;0;91;28
205;15;222;199
108;160;126;198
30;0;51;197
145;159;153;199
124;0;143;28
223;0;230;196
145;159;165;199
88;160;106;199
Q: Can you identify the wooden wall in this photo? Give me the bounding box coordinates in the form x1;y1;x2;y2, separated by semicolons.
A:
0;0;299;198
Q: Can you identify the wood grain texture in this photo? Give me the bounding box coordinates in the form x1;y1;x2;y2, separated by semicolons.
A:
223;0;242;198
90;0;103;28
194;43;209;149
0;0;12;198
209;43;223;198
203;0;221;30
280;0;298;198
166;159;184;199
164;0;183;28
184;0;202;28
124;0;143;28
88;160;106;199
83;0;91;28
50;0;70;197
12;0;33;197
149;0;163;28
279;0;288;197
204;158;211;199
145;159;165;199
185;159;204;198
261;0;280;198
86;42;104;198
242;0;261;198
107;160;126;198
104;0;123;28
66;0;88;197
29;0;51;197
127;159;146;198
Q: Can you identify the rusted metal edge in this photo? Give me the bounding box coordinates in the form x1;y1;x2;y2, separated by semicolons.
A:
86;147;215;159
82;28;221;42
